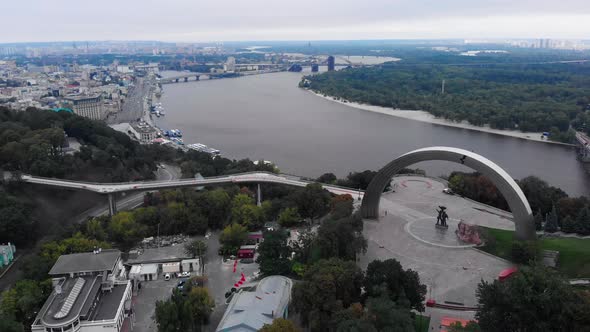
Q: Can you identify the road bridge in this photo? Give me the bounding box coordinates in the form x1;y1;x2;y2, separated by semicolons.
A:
158;72;237;84
576;131;590;162
14;172;363;216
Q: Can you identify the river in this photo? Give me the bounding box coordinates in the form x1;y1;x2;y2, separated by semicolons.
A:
156;69;590;197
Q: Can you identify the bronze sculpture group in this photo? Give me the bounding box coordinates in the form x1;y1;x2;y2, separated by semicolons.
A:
436;206;449;227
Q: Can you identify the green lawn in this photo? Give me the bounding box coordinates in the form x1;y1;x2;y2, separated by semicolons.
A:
414;315;430;332
480;227;590;278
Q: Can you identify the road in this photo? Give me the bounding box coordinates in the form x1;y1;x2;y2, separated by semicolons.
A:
107;76;153;125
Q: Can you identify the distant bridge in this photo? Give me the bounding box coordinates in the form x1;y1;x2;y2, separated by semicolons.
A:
576;131;590;162
14;172;363;216
158;72;238;84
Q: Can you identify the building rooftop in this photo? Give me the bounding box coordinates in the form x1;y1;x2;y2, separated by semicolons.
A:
36;275;100;327
63;94;101;102
92;284;128;320
216;276;293;332
49;249;121;276
125;246;190;265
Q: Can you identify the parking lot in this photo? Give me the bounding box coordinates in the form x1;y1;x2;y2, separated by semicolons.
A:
130;231;260;332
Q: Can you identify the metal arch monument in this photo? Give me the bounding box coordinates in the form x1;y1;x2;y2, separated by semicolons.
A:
360;146;536;241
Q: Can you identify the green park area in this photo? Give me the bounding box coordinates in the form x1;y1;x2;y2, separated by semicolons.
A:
480;227;590;278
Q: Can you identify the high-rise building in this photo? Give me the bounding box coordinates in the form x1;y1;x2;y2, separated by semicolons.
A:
327;55;335;71
64;95;105;120
224;56;236;72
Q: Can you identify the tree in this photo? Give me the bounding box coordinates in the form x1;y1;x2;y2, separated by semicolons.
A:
331;194;354;219
316;173;337;184
363;259;427;312
292;258;364;331
201;189;231;229
219;223;248;254
315;217;367;262
155;298;180;332
518;177;567;216
295;183;331;221
544;205;559;233
364;296;414;332
230;193;262;230
85;218;107;241
510;240;538;264
0;193;35;246
185;240;208;258
475;264;590;331
575;205;590;235
533;209;544;231
278;207;301;227
185;287;214;330
184;240;207;274
259;318;301;332
331;296;414;332
256;230;292;276
560;215;576;234
0;314;24;332
109;211;146;249
155;287;214;332
0;279;50;326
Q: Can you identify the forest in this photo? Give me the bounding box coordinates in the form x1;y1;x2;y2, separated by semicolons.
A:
304;61;590;142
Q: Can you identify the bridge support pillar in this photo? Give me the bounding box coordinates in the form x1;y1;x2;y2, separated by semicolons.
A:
257;183;262;207
108;193;117;216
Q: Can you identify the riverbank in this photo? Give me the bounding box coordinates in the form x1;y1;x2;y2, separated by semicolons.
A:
308;90;575;147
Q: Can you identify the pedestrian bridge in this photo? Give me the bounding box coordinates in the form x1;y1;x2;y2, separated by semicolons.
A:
13;171;363;215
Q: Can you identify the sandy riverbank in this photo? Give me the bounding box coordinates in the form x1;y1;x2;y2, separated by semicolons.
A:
309;90;574;146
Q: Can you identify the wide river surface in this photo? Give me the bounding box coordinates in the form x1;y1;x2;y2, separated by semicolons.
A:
157;69;590;197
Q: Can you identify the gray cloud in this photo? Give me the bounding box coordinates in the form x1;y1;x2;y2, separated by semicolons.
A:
2;0;590;42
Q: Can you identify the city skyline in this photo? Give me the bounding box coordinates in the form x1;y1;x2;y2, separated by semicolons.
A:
2;0;590;43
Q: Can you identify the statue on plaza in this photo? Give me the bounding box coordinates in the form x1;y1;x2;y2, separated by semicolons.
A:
436;206;449;227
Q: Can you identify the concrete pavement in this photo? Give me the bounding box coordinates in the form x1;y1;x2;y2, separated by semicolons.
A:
360;176;513;309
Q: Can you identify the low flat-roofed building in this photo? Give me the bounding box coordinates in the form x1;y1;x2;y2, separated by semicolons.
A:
49;249;123;279
181;258;201;274
216;276;293;332
32;250;132;332
129;264;159;281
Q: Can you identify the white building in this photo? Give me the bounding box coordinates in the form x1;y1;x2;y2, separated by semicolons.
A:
129;264;158;281
216;276;293;332
31;250;132;332
224;57;236;73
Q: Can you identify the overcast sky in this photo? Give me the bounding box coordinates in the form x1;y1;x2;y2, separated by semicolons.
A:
2;0;590;43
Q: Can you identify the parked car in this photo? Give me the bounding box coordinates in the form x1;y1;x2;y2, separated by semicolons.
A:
442;188;454;195
164;273;171;281
177;280;186;290
176;271;190;278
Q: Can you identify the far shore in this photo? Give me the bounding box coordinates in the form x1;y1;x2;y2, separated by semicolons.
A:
308;90;575;147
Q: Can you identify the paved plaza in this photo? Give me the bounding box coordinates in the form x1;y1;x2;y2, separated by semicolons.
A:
360;175;514;309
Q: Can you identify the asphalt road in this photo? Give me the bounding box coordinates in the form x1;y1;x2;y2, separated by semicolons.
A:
107;76;153;125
